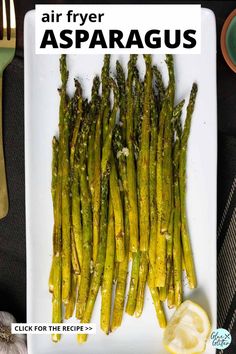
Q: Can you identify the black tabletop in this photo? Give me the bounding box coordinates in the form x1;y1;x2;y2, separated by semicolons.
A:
0;1;236;353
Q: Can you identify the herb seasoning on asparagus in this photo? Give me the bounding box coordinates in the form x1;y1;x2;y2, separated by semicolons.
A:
49;54;198;344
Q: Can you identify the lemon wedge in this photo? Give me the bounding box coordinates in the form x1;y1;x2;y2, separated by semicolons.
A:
163;300;211;354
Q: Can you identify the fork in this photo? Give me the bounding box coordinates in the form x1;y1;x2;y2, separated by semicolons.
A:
0;0;16;219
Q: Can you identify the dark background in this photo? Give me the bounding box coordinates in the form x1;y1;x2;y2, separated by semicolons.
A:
0;0;236;352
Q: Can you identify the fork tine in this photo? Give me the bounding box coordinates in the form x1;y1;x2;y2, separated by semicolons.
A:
9;0;16;30
2;0;7;38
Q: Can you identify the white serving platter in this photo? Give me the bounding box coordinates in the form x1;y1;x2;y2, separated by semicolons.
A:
24;8;217;354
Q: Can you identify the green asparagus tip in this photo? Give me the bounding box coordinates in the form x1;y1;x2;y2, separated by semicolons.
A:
92;75;100;94
191;82;198;96
74;79;82;96
166;54;174;65
116;61;125;81
102;55;111;72
129;54;138;67
60;55;69;87
116;60;122;70
143;54;152;65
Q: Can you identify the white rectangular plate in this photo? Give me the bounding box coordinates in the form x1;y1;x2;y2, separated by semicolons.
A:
25;8;217;354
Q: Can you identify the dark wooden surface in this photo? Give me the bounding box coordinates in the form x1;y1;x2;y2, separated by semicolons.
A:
0;1;235;350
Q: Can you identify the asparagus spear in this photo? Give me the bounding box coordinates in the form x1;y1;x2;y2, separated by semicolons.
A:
125;70;143;310
135;251;149;317
172;100;185;134
110;153;125;262
77;164;111;343
76;115;93;320
70;80;83;169
155;55;175;288
153;65;165;112
126;250;140;316
133;68;143;160
126;55;139;253
116;60;127;141
172;100;185;306
149;93;158;270
138;55;152;252
101;54;111;140
71;155;83;272
101;78;119;175
92;56;110;264
50;135;62;342
102;79;122;261
173;139;182;306
49;137;59;294
111;126;130;327
113;125;129;245
59;55;71;305
88;76;100;204
101;78;121;262
101;197;115;334
179;83;198;289
115;62;131;264
113;126;132;322
51;137;59;210
161;54;175;234
166;100;186;308
93;109;102;264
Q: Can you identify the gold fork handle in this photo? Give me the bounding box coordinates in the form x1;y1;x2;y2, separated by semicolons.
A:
0;76;9;219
